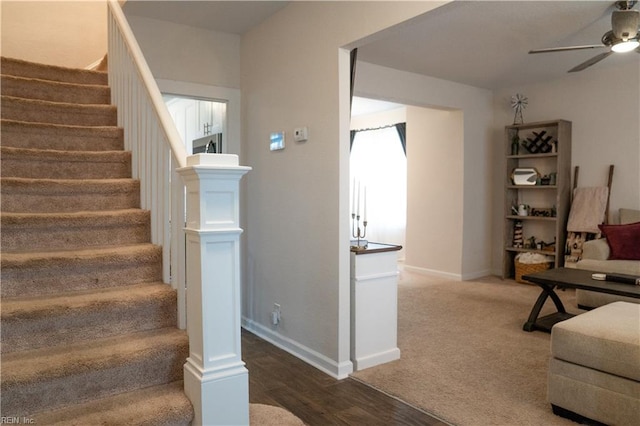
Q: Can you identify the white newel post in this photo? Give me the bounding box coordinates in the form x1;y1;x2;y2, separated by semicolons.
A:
177;154;251;426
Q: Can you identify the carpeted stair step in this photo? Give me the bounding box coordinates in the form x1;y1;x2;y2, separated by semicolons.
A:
0;177;140;213
0;56;193;423
0;328;189;417
0;119;124;151
1;244;163;298
0;146;132;179
1;209;151;252
31;381;193;426
1;56;108;86
1;74;111;104
1;283;178;353
1;95;117;127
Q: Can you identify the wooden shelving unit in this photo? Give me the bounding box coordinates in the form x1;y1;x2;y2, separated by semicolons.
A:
502;120;572;280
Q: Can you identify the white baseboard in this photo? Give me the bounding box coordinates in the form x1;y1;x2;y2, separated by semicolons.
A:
403;265;462;280
241;317;353;380
403;265;492;281
85;55;107;70
353;348;400;371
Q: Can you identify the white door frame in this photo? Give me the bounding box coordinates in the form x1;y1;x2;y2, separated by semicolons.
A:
156;79;241;159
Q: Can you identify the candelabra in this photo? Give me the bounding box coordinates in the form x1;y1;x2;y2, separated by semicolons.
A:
351;213;368;250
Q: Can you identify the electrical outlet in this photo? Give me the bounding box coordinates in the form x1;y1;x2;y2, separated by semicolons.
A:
271;303;281;325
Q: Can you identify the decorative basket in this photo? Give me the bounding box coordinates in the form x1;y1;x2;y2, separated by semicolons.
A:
515;258;552;284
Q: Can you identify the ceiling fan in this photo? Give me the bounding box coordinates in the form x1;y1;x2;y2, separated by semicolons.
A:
529;1;640;72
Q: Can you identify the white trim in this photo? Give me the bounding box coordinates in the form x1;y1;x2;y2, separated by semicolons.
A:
156;79;241;160
338;47;355;381
352;348;401;371
242;318;353;380
354;271;399;283
404;264;493;281
403;264;461;281
85;56;105;70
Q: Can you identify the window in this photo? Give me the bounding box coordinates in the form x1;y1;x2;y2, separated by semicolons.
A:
350;126;407;248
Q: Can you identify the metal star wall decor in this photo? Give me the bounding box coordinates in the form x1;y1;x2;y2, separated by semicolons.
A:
511;93;528;125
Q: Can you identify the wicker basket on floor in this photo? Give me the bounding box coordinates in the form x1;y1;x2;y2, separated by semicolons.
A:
515;258;552;284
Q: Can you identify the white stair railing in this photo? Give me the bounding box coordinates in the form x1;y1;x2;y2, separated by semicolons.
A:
106;4;253;423
106;0;187;328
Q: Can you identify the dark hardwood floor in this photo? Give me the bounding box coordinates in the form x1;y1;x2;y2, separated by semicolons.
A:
243;329;448;426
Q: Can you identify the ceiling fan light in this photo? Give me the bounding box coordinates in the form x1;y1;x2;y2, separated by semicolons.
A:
611;39;640;52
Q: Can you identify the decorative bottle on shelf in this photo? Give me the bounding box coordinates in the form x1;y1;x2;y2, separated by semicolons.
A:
511;132;520;156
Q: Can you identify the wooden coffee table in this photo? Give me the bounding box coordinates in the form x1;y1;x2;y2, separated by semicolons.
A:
522;267;640;332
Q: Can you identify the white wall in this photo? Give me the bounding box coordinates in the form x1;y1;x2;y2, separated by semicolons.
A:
240;1;443;379
355;62;494;279
123;14;241;89
1;1;107;68
492;60;640;273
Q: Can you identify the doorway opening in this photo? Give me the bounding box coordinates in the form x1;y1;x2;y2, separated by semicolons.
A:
350;97;407;258
156;79;241;158
162;94;227;155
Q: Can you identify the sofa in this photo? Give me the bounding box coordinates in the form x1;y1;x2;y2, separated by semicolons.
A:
548;301;640;425
574;208;640;309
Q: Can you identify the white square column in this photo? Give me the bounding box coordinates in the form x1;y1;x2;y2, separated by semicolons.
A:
177;154;251;426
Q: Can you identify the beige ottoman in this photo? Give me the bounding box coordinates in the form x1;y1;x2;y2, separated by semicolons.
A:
549;301;640;425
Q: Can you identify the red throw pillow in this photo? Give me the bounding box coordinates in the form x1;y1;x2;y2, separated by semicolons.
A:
598;222;640;260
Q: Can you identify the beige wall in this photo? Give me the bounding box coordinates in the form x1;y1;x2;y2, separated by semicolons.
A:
356;59;639;279
241;1;443;378
349;104;467;275
492;60;640;273
350;107;406;131
354;62;495;279
405;106;464;277
1;0;107;68
123;14;241;89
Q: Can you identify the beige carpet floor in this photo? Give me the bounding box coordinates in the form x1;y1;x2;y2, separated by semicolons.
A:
352;268;586;426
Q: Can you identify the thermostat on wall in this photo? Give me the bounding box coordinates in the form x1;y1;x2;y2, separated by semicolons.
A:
270;132;285;151
294;127;308;142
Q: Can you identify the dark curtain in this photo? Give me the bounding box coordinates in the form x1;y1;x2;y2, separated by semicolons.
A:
395;123;407;155
350;123;407;154
350;48;358;112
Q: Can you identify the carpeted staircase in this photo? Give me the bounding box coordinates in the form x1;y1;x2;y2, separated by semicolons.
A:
0;57;194;425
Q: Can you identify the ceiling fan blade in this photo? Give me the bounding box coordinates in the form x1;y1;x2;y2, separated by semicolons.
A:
529;45;605;54
568;51;614;72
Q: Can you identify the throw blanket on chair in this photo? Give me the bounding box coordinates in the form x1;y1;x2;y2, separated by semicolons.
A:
565;187;609;265
567;187;609;233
